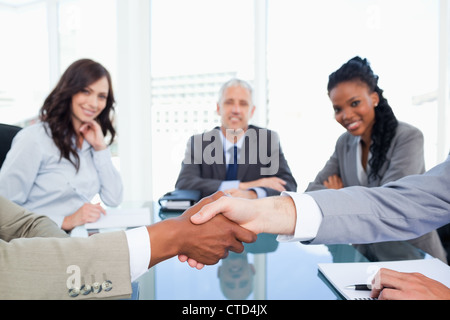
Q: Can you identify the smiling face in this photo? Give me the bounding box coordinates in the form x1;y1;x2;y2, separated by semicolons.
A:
329;81;379;143
71;76;109;131
217;85;255;132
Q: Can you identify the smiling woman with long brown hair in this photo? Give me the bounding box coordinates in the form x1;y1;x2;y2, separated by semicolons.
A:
0;59;123;231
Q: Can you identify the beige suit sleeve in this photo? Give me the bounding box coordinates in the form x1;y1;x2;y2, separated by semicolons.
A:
0;196;68;241
0;196;132;299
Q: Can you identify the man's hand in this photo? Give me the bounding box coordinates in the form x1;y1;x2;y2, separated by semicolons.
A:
148;192;257;268
191;196;266;234
179;193;296;269
371;268;450;300
190;193;296;235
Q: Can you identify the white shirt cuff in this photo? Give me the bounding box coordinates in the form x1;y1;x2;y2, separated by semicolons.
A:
218;180;240;191
277;192;323;242
249;187;267;198
125;226;151;282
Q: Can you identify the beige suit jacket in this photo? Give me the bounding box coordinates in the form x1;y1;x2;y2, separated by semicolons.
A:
0;196;132;299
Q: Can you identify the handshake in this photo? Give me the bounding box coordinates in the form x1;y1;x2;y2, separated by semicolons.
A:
148;190;450;300
147;191;296;269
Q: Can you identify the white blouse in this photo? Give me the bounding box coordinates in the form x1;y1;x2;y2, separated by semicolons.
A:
0;122;123;227
356;137;371;186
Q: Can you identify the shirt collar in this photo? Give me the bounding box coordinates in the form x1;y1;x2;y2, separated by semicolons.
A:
220;129;245;151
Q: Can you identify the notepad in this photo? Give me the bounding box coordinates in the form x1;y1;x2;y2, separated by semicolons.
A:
162;200;192;210
318;258;450;300
84;207;151;229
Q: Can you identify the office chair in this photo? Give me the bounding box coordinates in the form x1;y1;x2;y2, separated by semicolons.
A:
0;123;21;169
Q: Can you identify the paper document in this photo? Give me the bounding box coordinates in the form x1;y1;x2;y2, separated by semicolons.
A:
318;258;450;300
85;207;151;229
162;200;191;210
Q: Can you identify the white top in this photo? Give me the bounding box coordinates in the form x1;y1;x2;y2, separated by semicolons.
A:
356;137;371;186
0;122;123;227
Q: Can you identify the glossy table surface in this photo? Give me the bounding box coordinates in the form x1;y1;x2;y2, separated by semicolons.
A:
131;204;429;300
74;201;429;300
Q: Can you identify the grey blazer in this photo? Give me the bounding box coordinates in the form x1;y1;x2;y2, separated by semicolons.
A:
308;155;450;245
307;122;425;190
175;125;297;198
306;122;446;262
0;196;132;299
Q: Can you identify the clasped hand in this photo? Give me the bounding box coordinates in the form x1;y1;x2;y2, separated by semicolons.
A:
178;191;296;269
154;192;257;269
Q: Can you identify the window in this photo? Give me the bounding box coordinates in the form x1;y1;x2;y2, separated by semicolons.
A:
0;2;49;126
0;0;118;147
150;0;255;198
267;0;440;191
58;0;117;91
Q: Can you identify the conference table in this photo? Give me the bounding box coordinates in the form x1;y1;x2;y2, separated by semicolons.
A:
77;201;429;300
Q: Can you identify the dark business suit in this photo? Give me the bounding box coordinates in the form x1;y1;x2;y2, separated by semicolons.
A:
175;125;297;197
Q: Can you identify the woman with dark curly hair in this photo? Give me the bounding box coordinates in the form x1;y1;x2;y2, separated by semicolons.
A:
0;59;123;231
306;56;447;262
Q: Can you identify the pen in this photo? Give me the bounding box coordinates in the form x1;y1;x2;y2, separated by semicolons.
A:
345;284;372;291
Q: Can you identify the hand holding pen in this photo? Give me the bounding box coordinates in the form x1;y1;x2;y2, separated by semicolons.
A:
367;268;450;300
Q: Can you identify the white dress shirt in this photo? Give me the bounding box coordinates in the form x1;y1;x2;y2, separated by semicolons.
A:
276;192;323;242
126;227;151;282
0;122;123;227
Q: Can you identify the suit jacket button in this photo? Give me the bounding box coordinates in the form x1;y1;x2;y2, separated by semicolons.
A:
68;287;80;298
80;284;92;295
92;282;102;294
102;280;113;292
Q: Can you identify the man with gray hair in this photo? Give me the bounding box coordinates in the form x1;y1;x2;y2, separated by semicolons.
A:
175;78;297;198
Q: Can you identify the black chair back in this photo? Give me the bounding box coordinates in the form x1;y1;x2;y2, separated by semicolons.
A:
0;123;21;169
